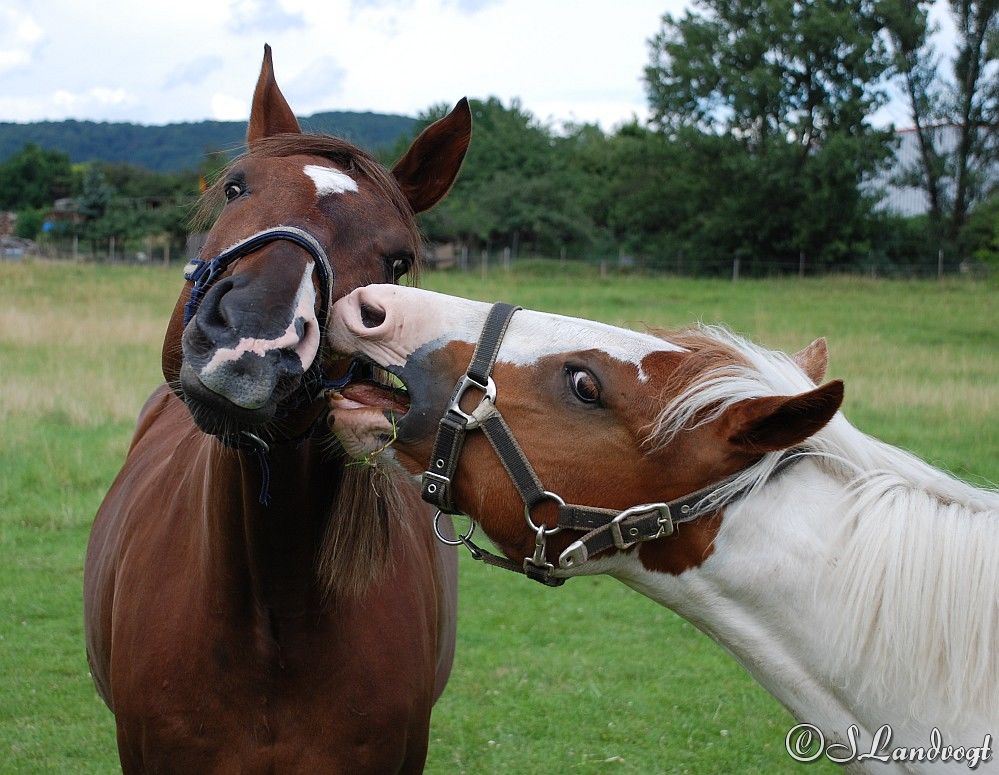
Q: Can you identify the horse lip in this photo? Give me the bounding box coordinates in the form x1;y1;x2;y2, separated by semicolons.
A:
330;356;410;417
179;362;279;434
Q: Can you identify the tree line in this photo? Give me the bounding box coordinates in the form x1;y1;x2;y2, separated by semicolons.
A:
0;143;226;260
2;0;996;273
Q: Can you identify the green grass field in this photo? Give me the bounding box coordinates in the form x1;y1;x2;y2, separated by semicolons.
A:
1;260;995;774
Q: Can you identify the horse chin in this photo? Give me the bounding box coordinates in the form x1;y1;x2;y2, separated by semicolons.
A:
179;363;282;436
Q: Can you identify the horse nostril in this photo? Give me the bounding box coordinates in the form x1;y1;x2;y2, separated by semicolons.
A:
359;301;387;329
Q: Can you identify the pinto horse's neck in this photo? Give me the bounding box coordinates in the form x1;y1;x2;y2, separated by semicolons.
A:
614;460;992;770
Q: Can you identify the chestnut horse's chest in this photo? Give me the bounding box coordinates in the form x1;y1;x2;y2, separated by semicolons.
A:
85;388;446;774
109;599;435;774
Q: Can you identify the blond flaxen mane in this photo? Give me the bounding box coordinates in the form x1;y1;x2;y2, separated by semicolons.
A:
648;324;999;721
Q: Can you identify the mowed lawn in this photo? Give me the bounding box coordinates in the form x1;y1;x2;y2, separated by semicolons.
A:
0;260;995;774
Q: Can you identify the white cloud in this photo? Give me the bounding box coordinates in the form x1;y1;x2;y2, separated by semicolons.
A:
284;56;347;113
212;93;248;121
0;7;44;73
52;87;133;110
164;56;225;89
228;0;304;32
0;0;959;130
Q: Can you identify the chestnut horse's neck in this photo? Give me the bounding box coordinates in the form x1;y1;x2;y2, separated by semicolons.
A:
189;409;340;615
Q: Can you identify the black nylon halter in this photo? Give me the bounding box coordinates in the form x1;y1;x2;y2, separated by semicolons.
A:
183;226;334;327
421;303;744;586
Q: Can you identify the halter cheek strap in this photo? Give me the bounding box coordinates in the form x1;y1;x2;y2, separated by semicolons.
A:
421;303;744;587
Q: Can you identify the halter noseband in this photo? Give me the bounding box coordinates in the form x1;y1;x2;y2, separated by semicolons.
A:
421;303;743;587
183;226;334;327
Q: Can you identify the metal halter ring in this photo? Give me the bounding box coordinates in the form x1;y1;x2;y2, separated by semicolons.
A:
433;510;475;546
524;490;564;535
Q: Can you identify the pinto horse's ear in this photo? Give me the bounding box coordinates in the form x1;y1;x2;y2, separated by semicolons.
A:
391;98;472;213
792;337;828;384
247;44;301;144
723;380;844;453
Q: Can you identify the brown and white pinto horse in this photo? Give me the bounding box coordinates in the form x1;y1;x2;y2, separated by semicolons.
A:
329;285;999;774
84;49;470;773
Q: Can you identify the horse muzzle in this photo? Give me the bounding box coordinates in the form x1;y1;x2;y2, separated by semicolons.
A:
178;229;331;435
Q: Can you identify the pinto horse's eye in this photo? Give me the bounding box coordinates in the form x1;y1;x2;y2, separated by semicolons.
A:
567;367;601;404
224;183;243;202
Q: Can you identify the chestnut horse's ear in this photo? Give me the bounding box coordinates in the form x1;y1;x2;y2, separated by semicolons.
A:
247;44;301;144
723;380;844;453
391;98;472;213
792;337;828;384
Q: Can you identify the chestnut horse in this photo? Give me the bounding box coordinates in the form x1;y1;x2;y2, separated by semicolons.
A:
328;284;998;774
84;49;470;773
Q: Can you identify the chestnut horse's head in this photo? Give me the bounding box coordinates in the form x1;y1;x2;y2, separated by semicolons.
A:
163;46;471;437
326;284;843;575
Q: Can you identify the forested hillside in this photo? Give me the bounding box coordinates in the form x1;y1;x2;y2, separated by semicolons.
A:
0;111;417;172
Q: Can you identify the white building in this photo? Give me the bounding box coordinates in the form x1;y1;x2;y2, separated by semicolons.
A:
873;124;999;216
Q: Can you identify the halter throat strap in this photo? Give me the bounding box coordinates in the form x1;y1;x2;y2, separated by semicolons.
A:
420;303;747;587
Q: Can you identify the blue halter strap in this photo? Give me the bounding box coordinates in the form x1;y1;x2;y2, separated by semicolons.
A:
182;226;334;327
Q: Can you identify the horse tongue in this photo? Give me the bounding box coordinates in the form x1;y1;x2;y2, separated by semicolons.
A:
339;381;410;414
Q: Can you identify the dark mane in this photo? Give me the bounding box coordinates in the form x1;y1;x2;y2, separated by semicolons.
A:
194;133;423;277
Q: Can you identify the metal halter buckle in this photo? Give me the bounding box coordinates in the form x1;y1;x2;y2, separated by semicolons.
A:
558;541;588;569
609;503;673;549
447;374;496;430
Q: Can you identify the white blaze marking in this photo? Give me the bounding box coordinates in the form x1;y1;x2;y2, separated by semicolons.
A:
330;285;684;382
200;262;320;375
304;164;358;196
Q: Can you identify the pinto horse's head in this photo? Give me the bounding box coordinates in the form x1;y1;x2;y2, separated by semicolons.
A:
163;46;471;437
326;285;844;573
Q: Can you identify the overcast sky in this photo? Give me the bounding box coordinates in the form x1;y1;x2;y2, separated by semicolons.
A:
0;0;956;130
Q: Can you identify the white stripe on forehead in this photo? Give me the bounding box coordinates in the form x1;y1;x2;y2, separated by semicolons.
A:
303;164;358;196
500;310;685;379
363;287;684;376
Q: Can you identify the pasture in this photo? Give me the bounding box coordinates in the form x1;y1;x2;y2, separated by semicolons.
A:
1;260;995;774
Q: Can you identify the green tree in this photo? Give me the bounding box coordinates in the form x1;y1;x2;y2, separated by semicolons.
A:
645;0;891;151
400;98;604;255
0;144;73;210
959;190;999;266
78;165;113;223
14;208;45;239
643;0;895;269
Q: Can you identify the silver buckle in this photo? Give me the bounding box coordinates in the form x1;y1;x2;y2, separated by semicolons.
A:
609;503;672;549
448;374;496;430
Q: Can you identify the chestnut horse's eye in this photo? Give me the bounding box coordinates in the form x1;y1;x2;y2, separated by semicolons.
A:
385;254;413;283
224;183;243;202
567;367;601;404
